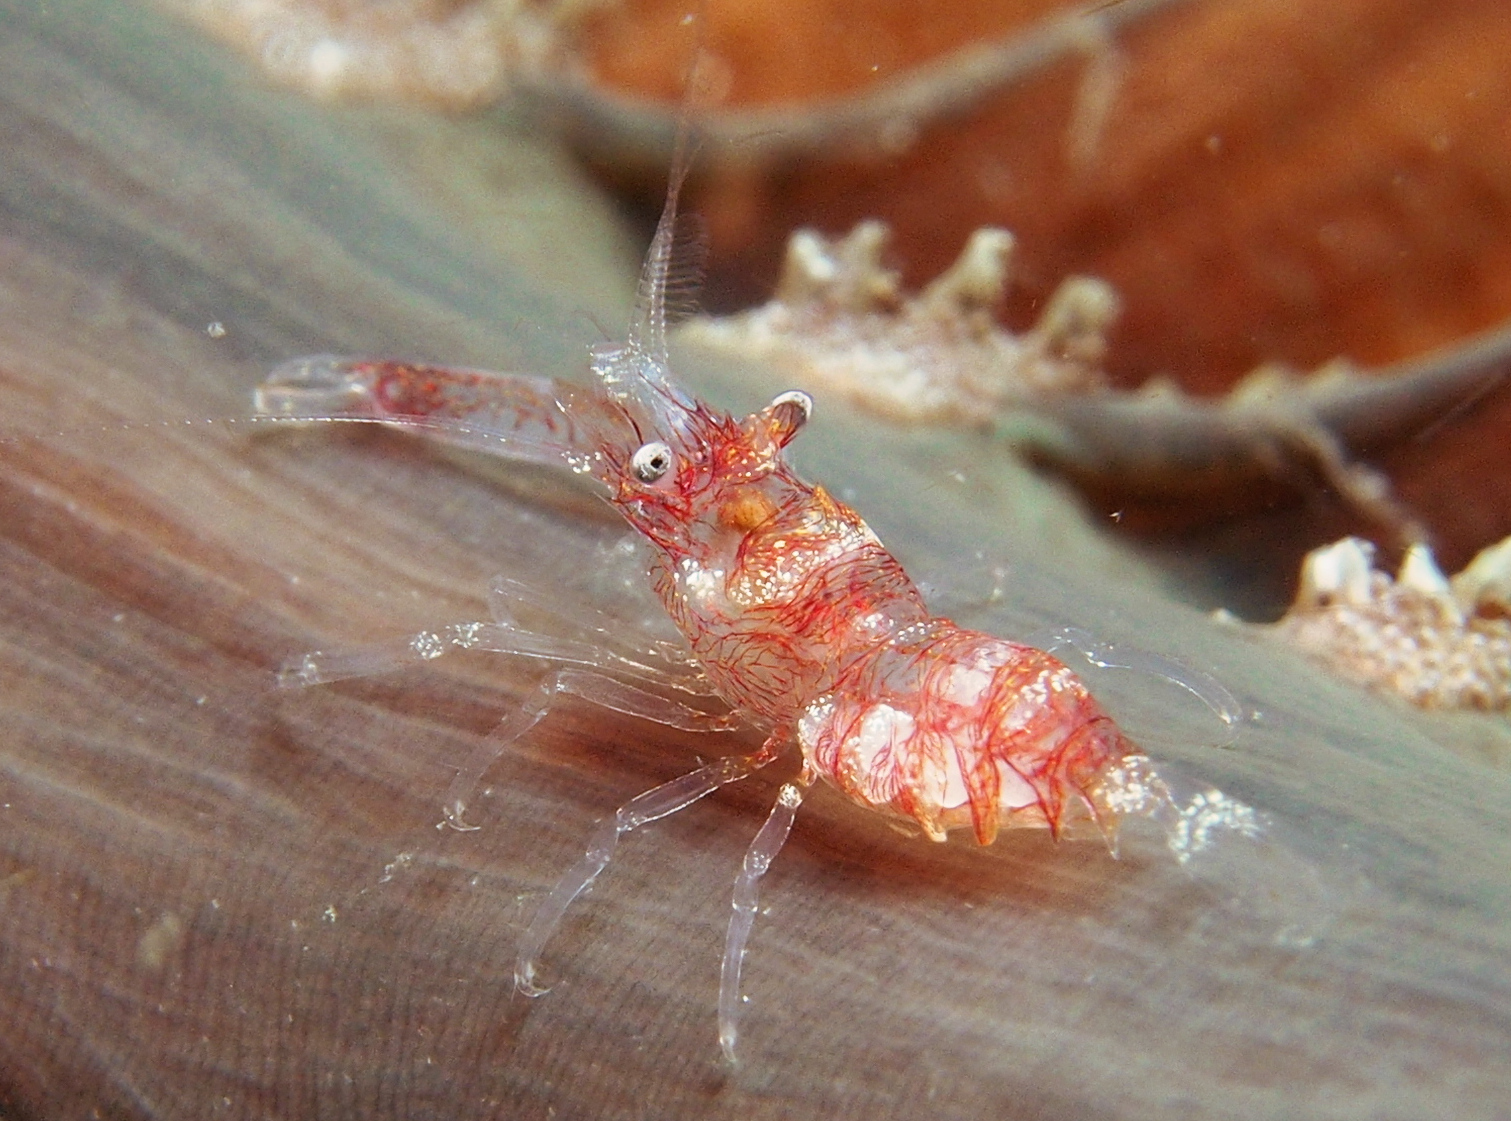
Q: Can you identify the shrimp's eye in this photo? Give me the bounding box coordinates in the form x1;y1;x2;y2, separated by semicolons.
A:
630;441;675;484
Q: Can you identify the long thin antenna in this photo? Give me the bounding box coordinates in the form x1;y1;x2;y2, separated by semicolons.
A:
625;5;708;367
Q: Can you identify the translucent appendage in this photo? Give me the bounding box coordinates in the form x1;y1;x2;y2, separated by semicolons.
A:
441;667;740;832
440;688;554;832
1040;626;1244;747
275;634;443;687
255;357;590;465
273;622;576;688
718;781;805;1064
1161;786;1267;865
273;602;735;831
1093;755;1266;864
515;741;784;998
254;355;374;418
488;576;706;687
275;618;707;694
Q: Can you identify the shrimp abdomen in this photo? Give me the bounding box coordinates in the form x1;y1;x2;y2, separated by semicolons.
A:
798;623;1137;845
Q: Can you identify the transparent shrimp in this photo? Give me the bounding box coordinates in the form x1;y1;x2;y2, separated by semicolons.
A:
256;91;1259;1064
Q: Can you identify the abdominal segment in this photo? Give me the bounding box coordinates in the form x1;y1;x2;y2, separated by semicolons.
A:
797;623;1138;844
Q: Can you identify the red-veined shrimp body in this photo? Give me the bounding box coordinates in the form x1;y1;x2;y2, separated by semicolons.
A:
255;96;1241;1062
603;392;1135;847
800;623;1135;846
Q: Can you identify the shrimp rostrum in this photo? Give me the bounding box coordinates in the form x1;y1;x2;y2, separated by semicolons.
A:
256;137;1242;1062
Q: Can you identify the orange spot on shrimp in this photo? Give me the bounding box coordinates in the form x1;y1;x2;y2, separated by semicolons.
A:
718;487;778;532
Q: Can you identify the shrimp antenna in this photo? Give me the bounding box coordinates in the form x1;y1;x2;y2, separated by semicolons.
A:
625;6;709;371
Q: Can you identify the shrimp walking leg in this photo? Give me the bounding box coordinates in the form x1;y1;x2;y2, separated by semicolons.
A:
442;667;742;830
1039;625;1244;744
279;569;710;691
278;620;708;689
487;575;705;682
718;777;809;1063
515;736;787;997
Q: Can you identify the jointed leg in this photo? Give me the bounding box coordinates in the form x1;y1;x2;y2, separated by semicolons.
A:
273;588;738;829
1036;625;1242;745
442;667;740;830
514;735;787;997
718;769;812;1063
277;571;708;691
277;618;709;691
488;574;701;680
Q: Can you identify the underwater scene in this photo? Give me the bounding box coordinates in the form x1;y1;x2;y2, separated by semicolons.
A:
2;0;1510;1117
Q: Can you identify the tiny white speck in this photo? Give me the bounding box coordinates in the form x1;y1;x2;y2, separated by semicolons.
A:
206;321;226;339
